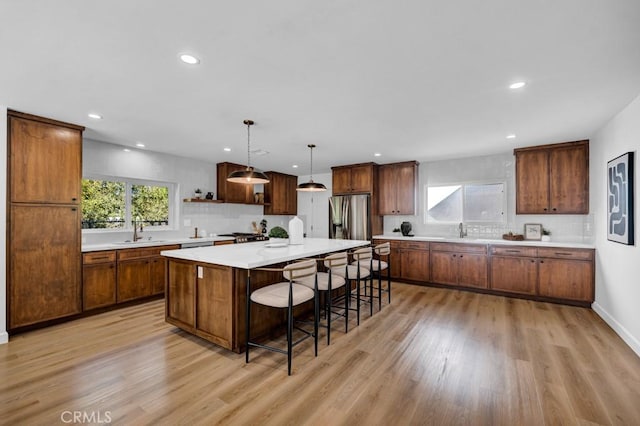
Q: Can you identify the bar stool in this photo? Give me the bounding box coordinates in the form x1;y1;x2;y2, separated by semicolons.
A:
333;246;372;325
348;246;377;317
295;252;348;345
245;259;319;376
372;242;391;309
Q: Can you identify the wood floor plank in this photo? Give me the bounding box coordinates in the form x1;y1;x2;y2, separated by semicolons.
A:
1;283;639;425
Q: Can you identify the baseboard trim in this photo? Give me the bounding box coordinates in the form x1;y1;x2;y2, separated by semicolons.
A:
592;301;640;358
0;331;8;344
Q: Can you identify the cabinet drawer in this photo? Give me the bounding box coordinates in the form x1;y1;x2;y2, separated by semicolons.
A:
537;247;594;261
490;245;538;257
431;242;487;254
83;251;116;264
117;244;180;260
399;241;429;250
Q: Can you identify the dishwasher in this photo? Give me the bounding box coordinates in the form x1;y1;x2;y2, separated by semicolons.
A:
180;240;214;249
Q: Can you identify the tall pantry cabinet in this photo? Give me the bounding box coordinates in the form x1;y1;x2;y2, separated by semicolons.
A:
7;110;84;330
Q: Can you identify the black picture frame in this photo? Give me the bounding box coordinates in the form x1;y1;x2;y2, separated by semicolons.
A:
607;152;634;245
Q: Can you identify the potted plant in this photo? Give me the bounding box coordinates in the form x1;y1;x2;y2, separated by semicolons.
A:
268;226;289;244
541;228;551;242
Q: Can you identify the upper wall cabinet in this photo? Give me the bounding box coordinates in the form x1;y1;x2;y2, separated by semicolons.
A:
331;163;377;195
263;171;297;215
216;162;256;204
378;161;419;215
10;112;82;204
515;140;589;214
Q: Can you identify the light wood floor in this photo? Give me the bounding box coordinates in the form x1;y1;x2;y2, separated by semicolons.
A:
1;283;640;425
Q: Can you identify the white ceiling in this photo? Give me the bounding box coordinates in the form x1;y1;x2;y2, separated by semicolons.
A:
2;1;640;174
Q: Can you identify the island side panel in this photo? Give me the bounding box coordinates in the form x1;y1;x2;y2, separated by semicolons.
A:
166;259;196;331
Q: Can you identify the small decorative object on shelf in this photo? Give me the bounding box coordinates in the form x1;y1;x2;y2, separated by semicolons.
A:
260;219;268;234
502;232;524;241
205;192;214;200
194;188;203;199
541;228;551;242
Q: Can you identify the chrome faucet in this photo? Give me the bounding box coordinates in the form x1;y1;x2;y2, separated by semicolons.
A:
459;222;467;238
133;220;144;241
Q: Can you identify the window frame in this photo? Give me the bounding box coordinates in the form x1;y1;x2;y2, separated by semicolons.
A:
81;174;179;233
424;180;507;225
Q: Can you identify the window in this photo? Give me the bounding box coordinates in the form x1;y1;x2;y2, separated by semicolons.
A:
425;182;505;224
82;177;174;230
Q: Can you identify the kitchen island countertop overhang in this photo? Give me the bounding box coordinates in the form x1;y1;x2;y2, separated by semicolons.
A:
161;238;371;269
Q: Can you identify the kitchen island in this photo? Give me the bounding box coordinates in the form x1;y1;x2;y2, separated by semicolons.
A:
161;238;369;352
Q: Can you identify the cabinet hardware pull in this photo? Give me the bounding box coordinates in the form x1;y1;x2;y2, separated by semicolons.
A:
71;208;77;211
72;198;77;201
506;250;520;253
552;208;557;211
555;252;573;256
543;208;548;211
530;260;535;263
91;256;110;260
459;255;463;258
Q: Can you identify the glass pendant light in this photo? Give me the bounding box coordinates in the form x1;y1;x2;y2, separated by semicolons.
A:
227;119;270;184
297;144;327;191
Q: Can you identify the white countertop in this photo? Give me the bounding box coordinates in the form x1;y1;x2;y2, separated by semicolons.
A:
161;238;370;269
372;234;595;249
82;236;235;252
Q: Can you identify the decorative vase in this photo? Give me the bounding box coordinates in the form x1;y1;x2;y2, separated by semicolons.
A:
400;221;412;236
205;192;214;200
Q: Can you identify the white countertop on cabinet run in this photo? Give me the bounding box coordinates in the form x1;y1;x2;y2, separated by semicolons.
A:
372;235;595;249
82;236;235;252
161;238;370;269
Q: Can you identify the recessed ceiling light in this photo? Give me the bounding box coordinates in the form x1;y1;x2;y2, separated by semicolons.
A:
136;143;145;148
374;153;382;157
223;147;231;152
506;134;516;139
88;113;102;119
292;165;299;168
123;148;131;152
179;54;200;65
509;81;526;89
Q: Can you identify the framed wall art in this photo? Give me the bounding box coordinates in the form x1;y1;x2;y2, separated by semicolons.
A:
607;152;634;245
524;223;542;240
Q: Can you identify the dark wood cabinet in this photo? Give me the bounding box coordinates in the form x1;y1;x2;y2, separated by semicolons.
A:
331;163;376;195
373;239;428;282
116;245;179;303
216;162;255;204
263;171;297;215
7;110;84;331
378;161;419;215
430;242;488;289
9;205;82;328
166;260;196;328
489;245;594;303
515;140;589;214
82;251;117;310
537;248;594;302
196;264;234;348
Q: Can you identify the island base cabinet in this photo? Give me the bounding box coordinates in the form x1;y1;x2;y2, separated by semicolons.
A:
538;259;593;302
196;265;234;349
490;256;537;295
167;260;196;328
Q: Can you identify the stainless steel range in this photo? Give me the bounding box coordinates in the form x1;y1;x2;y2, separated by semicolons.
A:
218;232;269;244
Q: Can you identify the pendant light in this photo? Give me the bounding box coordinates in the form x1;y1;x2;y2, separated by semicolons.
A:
297;144;327;191
227;119;270;184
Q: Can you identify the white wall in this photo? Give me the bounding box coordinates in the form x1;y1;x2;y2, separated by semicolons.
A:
82;139;297;244
382;153;594;243
590;94;640;356
0;106;7;344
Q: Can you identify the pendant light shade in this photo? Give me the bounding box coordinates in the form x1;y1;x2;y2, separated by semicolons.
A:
297;144;327;192
227;120;270;184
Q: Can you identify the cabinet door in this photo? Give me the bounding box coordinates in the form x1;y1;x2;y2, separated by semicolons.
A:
332;168;352;194
196;265;234;349
490;256;537;295
216;162;254;203
395;162;418;215
10;116;82;204
264;172;298;215
400;249;430;282
150;256;167;295
516;149;549;214
538;259;593;301
9;205;81;329
167;260;196;327
458;253;488;288
377;164;397;214
117;259;152;302
349;165;373;193
83;263;117;310
549;144;589;213
430;251;458;285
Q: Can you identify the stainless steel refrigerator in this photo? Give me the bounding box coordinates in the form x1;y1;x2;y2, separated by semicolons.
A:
329;194;371;240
